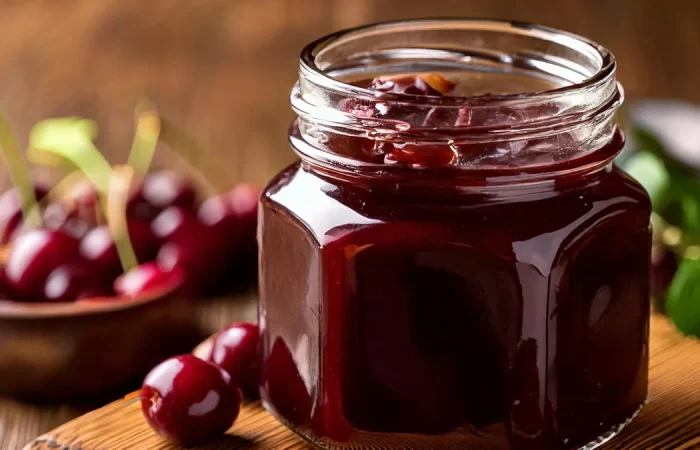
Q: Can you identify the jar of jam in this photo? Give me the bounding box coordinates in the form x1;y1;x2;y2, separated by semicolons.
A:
259;19;651;450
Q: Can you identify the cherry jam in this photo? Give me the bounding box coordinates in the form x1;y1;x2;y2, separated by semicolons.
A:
260;20;651;449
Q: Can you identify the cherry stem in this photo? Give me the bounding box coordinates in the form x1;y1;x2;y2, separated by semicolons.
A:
127;100;161;176
0;114;41;229
29;118;112;195
45;170;87;203
158;118;225;195
108;165;138;272
29;118;138;272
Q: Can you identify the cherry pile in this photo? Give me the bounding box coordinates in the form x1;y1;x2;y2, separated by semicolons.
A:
0;171;258;302
141;321;259;446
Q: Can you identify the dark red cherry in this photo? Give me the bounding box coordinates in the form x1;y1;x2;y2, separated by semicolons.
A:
42;203;91;239
197;194;233;231
58;179;102;226
44;263;107;302
0;267;12;300
370;73;455;96
156;236;225;295
227;184;259;234
80;221;159;277
114;262;183;297
141;354;242;446
5;229;80;299
226;184;259;254
128;171;196;220
384;143;456;167
151;206;200;243
142;171;197;210
0;186;48;244
208;322;260;399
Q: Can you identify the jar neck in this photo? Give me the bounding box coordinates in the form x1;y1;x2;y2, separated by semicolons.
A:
290;19;624;185
293;126;624;189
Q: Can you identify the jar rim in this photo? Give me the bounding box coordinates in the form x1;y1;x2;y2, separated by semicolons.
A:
299;18;616;108
292;18;623;176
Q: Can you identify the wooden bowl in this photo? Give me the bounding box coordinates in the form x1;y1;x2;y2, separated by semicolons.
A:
0;284;203;399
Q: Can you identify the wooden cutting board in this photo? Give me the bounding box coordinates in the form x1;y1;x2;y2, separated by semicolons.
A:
24;315;700;449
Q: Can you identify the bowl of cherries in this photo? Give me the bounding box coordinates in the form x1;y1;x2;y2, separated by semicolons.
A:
0;108;259;398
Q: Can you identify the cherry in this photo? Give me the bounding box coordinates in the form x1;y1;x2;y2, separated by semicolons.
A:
59;179;102;226
141;354;241;446
151;206;199;243
156;236;225;295
154;195;237;295
80;221;159;277
128;171;196;220
44;263;109;302
384;143;456;168
227;184;259;236
0;186;48;244
5;229;80;299
153;185;260;295
113;262;183;297
42;202;91;239
142;171;197;209
0;267;12;300
208;322;260;399
226;185;258;252
369;73;455;96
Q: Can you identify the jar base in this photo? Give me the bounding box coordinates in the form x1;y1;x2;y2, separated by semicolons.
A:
577;400;645;450
264;399;646;450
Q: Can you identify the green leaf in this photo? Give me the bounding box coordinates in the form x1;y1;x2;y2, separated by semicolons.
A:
621;150;670;208
659;172;700;240
633;127;696;177
667;257;700;337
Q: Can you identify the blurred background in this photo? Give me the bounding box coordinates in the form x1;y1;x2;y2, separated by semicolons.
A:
0;0;697;186
1;0;700;448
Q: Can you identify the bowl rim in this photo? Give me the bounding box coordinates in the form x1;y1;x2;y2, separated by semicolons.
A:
0;282;182;319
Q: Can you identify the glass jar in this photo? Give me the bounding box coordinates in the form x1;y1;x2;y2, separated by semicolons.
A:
259;19;651;450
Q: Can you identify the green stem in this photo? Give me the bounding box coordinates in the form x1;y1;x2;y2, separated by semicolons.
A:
158;118;226;194
127;100;160;176
29;117;138;273
108;166;138;272
0;114;41;229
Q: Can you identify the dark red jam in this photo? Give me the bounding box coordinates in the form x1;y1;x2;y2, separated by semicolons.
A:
260;21;651;450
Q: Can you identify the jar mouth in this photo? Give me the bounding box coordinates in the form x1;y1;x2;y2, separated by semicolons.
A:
292;19;623;174
299;18;616;109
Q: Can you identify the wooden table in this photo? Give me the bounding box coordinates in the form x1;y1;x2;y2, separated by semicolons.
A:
2;0;700;448
20;314;700;449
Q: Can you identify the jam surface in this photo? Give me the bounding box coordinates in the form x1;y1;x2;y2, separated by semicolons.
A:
259;73;651;449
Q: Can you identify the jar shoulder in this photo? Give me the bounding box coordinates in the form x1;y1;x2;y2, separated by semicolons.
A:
261;162;651;244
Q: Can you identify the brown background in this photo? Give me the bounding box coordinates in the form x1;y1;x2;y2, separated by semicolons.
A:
1;0;699;449
0;0;698;188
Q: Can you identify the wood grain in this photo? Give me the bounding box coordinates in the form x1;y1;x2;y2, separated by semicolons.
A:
0;292;258;450
20;314;700;450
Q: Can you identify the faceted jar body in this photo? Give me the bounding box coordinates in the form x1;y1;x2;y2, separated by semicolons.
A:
259;19;652;450
259;149;650;450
